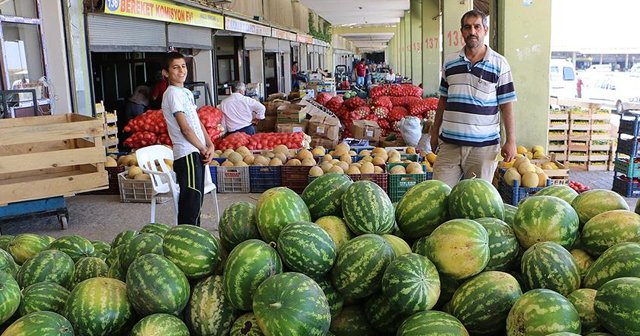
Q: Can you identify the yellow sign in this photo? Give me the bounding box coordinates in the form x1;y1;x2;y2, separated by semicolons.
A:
105;0;223;29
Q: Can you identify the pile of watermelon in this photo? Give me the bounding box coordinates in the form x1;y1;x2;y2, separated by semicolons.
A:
1;177;640;335
123;106;225;149
317;84;438;139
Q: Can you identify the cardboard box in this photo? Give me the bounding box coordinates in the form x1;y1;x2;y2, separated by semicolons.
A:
310;137;338;149
264;99;289;116
256;115;277;132
277;120;308;133
352;120;382;142
277;103;306;123
308;114;340;141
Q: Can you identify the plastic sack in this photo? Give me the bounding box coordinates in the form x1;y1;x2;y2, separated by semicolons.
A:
397;116;422;147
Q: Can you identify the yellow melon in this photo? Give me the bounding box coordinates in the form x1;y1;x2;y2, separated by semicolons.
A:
346;165;361;174
222;149;234;158
297;149;313;161
360;162;375;174
335;142;350;154
228;152;243;164
525;152;533;160
243;155;255;165
407;162;421;172
311;146;326;156
374;166;384;173
372;156;386;165
301;158;316;166
359;150;371;156
503;168;521;187
533;151;546;159
349;150;357;156
360;155;373;163
340;154;353;164
253;155;269;166
329;166;344;174
134;173;151;180
309;166;324;177
265;151;276;159
235;161;249;167
517;145;528;155
387;156;402;163
105;156;117;167
322;154;333;163
514;156;529;170
521;172;539;188
208;160;219;166
221;160;233;167
518;163;537;175
286;159;302;166
372;147;386;156
273;145;289;154
390;165;406;174
537;171;548;187
320;162;333;172
336;161;349;172
331;159;340;165
426;153;437;165
128;166;143;179
407;165;423;174
117;155;128;166
275;153;288;164
236;146;251;157
532;145;544;153
269;158;283;166
406;147;416;155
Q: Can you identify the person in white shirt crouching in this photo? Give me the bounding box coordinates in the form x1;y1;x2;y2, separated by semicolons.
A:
219;81;266;135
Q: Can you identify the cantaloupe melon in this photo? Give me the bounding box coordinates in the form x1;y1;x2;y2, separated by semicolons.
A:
329;166;344;174
253;155;269;166
346;165;361;174
134;173;151;180
336;161;349;172
374;166;384;173
274;153;288;164
503;168;521;187
221;160;233;167
372;156;386;165
209;160;219;166
309;166;324;177
406;147;416;155
360;162;375;174
322;154;333;163
105;156;117;167
128;166;143;179
269;158;283;166
518;163;536;175
273;144;289;154
301;158;316;166
243;155;255;165
286;159;302;166
360;155;373;163
320;162;333;172
297;149;313;161
390;165;406;174
521;172;539;188
228;152;243;164
311;146;326;156
339;154;352;164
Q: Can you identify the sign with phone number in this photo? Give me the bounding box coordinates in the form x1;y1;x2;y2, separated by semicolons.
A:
105;0;223;29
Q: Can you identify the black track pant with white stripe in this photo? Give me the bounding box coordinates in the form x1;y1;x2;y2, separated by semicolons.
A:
173;152;204;226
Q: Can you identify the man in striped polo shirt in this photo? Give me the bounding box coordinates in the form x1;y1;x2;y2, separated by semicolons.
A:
430;9;517;188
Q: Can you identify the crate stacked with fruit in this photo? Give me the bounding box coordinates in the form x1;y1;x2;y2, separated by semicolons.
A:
587;109;613;170
547;108;569;162
612;113;640;197
567;107;591;170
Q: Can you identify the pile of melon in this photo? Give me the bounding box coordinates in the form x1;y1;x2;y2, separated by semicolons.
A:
503;155;550;188
210;145;313;167
105;154;176;182
389;162;424;175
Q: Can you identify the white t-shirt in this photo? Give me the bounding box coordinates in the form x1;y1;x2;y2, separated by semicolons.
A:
385;73;396;81
162;85;206;160
219;93;266;132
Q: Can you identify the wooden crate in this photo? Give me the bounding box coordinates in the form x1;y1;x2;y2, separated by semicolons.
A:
0;114;108;205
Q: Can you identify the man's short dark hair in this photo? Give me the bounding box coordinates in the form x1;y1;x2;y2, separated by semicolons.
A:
360;58;365;62
162;52;186;70
461;9;489;28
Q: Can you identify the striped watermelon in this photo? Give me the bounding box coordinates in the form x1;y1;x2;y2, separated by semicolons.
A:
126;253;190;316
63;277;134;336
395;180;451;238
536;185;579;204
223;239;283;311
381;234;412;256
2;311;73;336
545;333;582;336
521;242;581;296
48;235;95;262
363;293;406;334
106;256;126;282
91;240;111;256
219;202;260;251
0;235;14;251
424;219;490;280
512;196;579;249
572;189;629;226
411;236;429;256
331;234;395;300
140;222;171;237
119;232;164;271
584;333;614;336
70;257;108;288
570;249;594;277
396;310;469;336
276;221;336;277
104;244;124;267
594;277;640;336
111;229;138;247
18;281;69;316
330;305;374;336
450;271;522;335
256;187;311;243
0;271;20;325
503;204;517;226
162;224;220;279
567;288;600;333
583;242;640;289
448;178;504;220
8;234;49;265
381;253;440;314
506;288;581;336
131;313;190;336
475;217;520;271
302;173;353;220
230;313;263;336
315;216;352;251
0;248;18;278
316;277;343;318
185;275;237;336
342;181;395;235
581;210;640;257
253;272;331;336
436;273;462;309
17;250;75;289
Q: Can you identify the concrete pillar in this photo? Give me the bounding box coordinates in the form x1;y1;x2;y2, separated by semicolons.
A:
422;0;440;94
193;50;214;107
41;0;72;114
442;0;472;57
399;16;405;76
403;12;411;78
410;0;422;88
498;0;552;149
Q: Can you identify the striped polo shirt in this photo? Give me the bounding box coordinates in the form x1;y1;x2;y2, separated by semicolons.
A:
438;46;517;147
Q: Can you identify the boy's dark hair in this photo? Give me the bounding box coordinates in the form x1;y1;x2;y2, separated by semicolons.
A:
162;52;186;70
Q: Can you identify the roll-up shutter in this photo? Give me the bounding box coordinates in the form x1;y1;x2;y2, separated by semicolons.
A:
245;35;262;50
87;14;166;52
168;24;212;49
278;40;289;53
264;37;279;52
319;47;326;55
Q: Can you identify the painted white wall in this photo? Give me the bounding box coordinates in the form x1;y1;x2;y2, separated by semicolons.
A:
40;0;72;114
249;49;265;98
193;49;214;107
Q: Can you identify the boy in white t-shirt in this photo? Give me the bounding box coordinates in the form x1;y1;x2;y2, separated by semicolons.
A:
161;52;214;226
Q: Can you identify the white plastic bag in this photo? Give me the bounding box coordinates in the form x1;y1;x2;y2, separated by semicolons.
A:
417;133;432;153
398;116;422;147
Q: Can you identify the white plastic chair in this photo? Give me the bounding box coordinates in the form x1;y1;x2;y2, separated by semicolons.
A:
135;145;219;225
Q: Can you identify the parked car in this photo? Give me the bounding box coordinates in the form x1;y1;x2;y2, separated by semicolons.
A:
581;73;640;112
549;59;577;98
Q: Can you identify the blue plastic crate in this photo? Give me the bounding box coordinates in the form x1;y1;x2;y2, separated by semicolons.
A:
617;138;640;157
619;115;640;136
208;166;217;187
612;175;640;197
249;166;282;193
498;179;551;206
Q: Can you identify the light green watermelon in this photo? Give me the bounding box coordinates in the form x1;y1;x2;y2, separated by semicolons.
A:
70;257;108;288
223;239;283;311
130;313;189;336
512;195;579;249
2;311;73;336
185;275;237;336
341;181;395;235
230;313;264;336
396;310;469;336
570;249;594;278
583;242;640;289
140;222;171;237
277;221;336;277
256;187;311;243
536;185;579;204
91;240;111;256
126;253;190;316
395;180;451;238
567;288;600;334
581;210;640;257
219;202;260;251
448;178;504;220
594;277;640;336
16;250;75;289
316;277;343;318
572;189;629;226
424;219;490;280
506;288;581;336
329;305;374;336
315;216;353;251
450;271;522;335
48;235;95;263
0;235;14;251
253;272;331;336
18;281;70;316
381;253;440;315
119;232;164;271
0;248;18;278
381;234;412;256
104;244;125;267
363;293;406;334
0;271;20;325
8;234;49;265
162;224;220;279
503;204;517;226
111;229;138;248
63;277;134;336
521;241;581;296
302;173;353;220
475;217;520;271
331;234;395;300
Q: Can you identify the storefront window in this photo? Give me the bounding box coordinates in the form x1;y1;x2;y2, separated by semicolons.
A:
2;22;45;96
0;0;37;18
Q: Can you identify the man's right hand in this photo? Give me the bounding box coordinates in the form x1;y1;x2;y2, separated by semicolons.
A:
430;134;439;153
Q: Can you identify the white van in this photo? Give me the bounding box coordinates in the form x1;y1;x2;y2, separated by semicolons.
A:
549;59;577;98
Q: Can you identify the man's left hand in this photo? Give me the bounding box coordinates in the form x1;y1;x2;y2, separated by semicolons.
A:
501;141;516;163
202;145;215;164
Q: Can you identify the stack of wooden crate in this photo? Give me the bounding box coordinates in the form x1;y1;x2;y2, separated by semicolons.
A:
548;108;569;162
95;102;118;154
